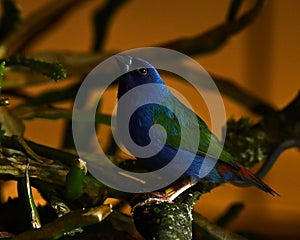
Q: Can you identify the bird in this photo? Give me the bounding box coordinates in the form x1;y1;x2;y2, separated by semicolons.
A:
115;54;277;202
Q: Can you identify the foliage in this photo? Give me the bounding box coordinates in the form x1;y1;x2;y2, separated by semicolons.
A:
0;0;299;239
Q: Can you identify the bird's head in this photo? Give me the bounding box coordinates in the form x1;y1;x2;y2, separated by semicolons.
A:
115;54;165;99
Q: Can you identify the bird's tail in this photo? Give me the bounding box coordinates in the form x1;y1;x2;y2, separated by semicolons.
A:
235;162;279;196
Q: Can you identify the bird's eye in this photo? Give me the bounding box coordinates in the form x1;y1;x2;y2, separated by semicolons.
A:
137;68;147;76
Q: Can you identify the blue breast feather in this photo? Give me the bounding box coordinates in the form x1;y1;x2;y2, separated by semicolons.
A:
128;103;224;182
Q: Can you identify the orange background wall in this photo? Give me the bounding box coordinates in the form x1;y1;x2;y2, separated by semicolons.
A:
3;0;300;238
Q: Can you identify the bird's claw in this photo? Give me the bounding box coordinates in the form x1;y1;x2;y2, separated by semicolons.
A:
131;192;173;211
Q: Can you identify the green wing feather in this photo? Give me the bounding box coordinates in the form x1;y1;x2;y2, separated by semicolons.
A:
152;95;236;167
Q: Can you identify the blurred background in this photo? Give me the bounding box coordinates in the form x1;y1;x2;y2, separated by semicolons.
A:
2;0;300;238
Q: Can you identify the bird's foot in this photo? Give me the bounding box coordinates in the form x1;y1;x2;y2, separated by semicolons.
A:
142;191;174;205
131;191;173;211
131;177;198;211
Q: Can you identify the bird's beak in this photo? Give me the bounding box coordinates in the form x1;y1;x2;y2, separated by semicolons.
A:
114;54;132;73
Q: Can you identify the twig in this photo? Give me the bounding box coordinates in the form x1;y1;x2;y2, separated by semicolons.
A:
229;92;300;187
235;137;300;187
161;0;265;55
193;211;247;240
211;73;276;115
11;135;52;164
12;105;111;126
215;202;244;227
92;0;129;51
1;135;126;202
26;51;275;115
0;148;68;185
0;0;92;57
13;204;112;240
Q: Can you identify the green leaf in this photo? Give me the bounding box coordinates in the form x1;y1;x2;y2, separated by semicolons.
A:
65;158;87;201
0;0;21;40
25;164;42;229
4;56;67;81
0;61;5;96
0;61;9;106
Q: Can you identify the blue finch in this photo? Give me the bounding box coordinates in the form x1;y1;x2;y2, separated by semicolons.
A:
115;54;277;200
